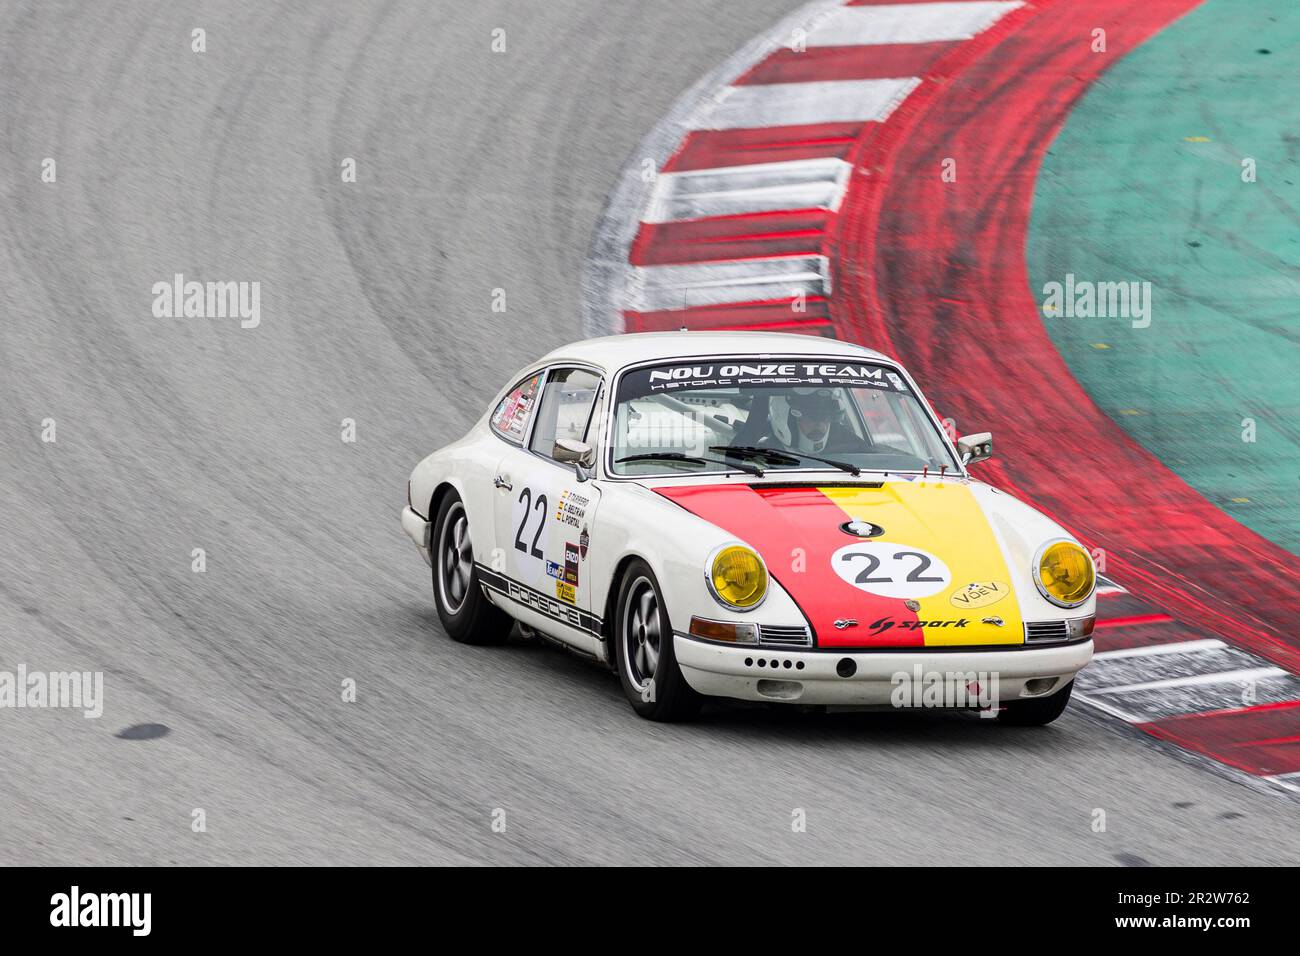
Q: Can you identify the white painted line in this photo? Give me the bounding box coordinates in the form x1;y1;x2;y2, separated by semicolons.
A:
1072;690;1147;724
806;2;1023;46
644;158;852;223
1268;772;1300;794
1095;574;1127;595
1092;638;1226;661
629;255;830;312
1091;667;1285;697
696;78;921;130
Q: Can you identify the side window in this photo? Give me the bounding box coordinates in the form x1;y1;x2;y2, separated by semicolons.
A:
852;386;907;445
528;367;602;459
490;371;544;444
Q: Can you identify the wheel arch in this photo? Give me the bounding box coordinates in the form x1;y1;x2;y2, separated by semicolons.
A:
427;480;459;522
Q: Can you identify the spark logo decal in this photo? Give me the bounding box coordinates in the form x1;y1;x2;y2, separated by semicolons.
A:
870;617;969;635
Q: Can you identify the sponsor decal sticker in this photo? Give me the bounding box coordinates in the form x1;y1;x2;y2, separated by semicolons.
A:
579;526;589;560
556;581;576;604
508;580;583;628
869;617;969;636
563;542;580;586
950;581;1010;610
493;373;542;442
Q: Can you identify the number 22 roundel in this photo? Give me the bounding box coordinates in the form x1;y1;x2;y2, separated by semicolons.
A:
830;542;951;599
512;486;550;577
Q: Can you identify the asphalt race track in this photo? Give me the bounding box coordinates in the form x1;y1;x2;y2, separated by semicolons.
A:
2;1;1299;865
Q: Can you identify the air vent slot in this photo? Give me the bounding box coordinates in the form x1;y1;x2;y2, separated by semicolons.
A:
1024;621;1070;644
758;624;813;647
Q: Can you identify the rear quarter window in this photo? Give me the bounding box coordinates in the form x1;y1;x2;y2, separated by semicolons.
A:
490;372;543;444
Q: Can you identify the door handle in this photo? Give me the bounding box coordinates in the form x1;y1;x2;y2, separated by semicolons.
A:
493;475;512;491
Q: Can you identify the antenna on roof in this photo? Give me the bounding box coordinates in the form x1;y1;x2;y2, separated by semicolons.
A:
679;325;688;332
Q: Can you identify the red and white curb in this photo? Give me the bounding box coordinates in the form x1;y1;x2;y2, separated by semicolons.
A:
584;0;1026;336
582;0;1300;798
587;0;1024;335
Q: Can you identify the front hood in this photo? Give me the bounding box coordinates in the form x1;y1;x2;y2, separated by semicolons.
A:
656;479;1025;648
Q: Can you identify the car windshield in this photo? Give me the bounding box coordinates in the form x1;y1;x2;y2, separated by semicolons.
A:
610;357;959;477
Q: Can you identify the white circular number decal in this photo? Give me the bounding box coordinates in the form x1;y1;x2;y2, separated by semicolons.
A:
831;542;952;599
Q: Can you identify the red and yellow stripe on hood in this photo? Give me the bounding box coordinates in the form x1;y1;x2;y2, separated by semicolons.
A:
656;480;1022;648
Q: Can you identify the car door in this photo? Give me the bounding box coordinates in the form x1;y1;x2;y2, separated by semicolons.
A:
491;365;604;655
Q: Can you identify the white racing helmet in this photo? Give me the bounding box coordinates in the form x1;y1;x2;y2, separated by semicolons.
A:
768;388;840;453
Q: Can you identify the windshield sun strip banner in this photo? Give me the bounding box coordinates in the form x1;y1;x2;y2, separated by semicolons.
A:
618;357;912;400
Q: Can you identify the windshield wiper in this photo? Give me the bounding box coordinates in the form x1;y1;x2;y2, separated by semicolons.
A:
616;452;764;477
711;444;861;477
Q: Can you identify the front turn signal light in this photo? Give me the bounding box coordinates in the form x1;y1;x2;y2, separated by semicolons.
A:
689;617;759;644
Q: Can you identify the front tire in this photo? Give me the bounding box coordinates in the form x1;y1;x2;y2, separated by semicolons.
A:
997;679;1074;726
612;560;701;721
432;492;510;645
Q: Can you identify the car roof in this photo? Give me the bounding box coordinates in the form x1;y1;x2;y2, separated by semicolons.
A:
534;331;896;374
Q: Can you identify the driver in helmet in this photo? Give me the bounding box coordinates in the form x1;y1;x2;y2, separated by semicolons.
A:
769;389;855;454
786;389;839;453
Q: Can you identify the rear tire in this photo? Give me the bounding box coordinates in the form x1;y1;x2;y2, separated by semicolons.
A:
997;679;1074;726
612;559;701;721
431;492;510;645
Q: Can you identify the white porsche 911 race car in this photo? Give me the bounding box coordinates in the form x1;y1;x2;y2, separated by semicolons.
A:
402;332;1095;724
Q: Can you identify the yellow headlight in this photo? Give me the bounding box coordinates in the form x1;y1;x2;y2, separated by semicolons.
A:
709;545;768;610
1036;541;1095;607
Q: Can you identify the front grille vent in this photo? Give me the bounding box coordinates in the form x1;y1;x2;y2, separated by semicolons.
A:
1024;620;1070;644
758;624;813;648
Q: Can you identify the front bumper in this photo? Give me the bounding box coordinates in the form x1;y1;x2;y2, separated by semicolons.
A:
401;506;432;566
674;635;1094;707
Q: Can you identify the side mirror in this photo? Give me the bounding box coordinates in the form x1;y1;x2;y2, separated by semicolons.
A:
553;438;595;467
957;432;992;466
